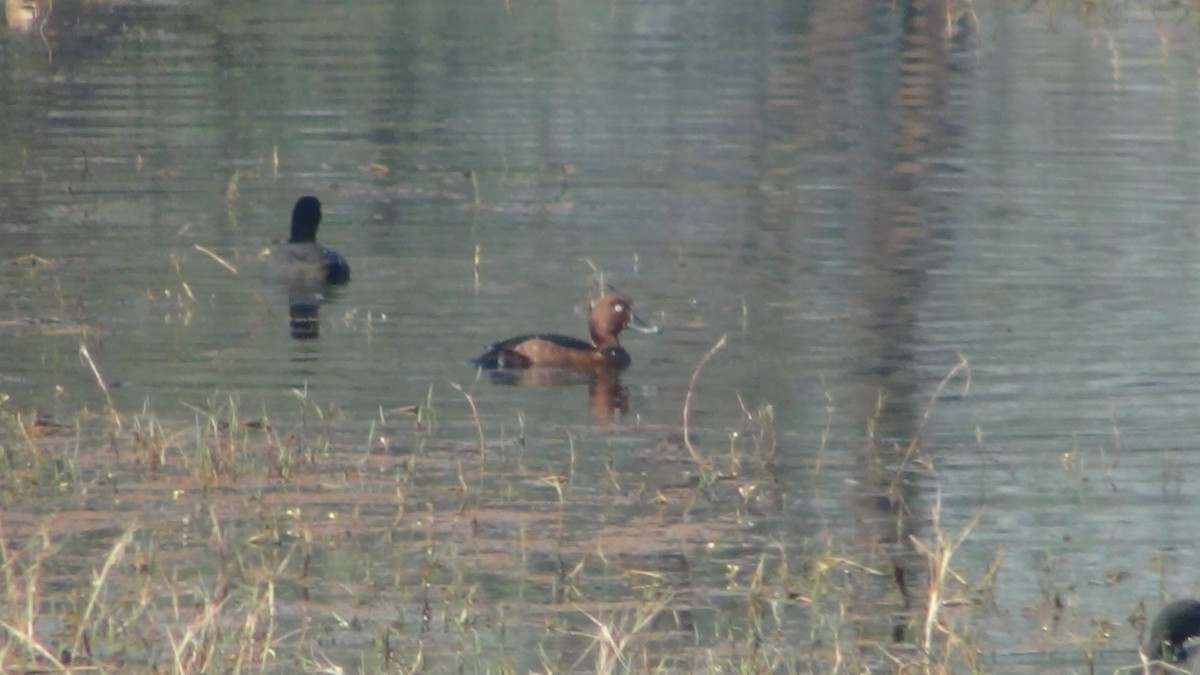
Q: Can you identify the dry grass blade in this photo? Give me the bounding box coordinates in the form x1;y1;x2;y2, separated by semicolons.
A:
79;343;121;429
907;352;971;453
194;244;239;275
71;524;137;657
909;490;980;660
0;619;68;670
682;333;727;468
448;379;486;457
571;593;675;675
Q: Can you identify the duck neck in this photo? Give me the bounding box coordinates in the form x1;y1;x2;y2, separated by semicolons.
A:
289;225;316;244
591;326;620;349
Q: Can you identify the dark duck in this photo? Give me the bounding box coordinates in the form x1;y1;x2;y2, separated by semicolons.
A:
271;196;349;340
283;196;350;285
471;293;659;372
1144;599;1200;672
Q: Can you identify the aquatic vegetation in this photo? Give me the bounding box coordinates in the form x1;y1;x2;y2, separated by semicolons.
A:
0;355;1041;674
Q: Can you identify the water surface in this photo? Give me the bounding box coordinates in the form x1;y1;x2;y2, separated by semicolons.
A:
2;0;1200;671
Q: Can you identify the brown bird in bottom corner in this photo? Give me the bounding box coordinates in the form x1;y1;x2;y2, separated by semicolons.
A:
1144;599;1200;673
5;0;48;33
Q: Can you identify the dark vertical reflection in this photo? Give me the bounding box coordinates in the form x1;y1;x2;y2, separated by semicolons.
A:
844;0;970;647
765;0;973;652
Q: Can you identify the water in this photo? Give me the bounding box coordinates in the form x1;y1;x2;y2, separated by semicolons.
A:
2;0;1199;671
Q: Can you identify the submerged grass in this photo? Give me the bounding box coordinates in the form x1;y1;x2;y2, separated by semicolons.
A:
0;352;1125;674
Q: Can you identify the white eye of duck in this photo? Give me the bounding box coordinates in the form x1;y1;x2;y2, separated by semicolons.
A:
613;303;626;313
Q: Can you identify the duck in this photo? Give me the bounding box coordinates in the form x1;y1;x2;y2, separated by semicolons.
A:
282;196;350;285
471;293;659;372
1144;598;1200;672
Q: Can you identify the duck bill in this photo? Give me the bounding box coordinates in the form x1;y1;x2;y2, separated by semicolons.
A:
627;311;662;334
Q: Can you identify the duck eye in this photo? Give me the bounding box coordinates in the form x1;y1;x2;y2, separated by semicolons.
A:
613;303;626;313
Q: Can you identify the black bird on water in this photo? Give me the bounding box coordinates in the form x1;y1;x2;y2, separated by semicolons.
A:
272;196;350;339
1144;599;1200;672
284;196;350;285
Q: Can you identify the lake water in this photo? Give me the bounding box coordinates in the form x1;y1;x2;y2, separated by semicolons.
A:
2;0;1199;672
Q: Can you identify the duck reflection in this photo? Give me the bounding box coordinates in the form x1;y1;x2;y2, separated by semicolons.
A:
481;367;630;421
266;196;351;340
588;372;629;420
286;290;323;341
